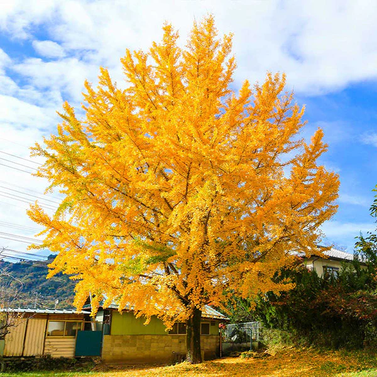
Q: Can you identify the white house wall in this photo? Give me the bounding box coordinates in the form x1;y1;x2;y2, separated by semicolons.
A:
303;258;344;277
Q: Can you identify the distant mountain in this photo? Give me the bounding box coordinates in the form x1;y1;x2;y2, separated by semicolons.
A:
0;255;76;309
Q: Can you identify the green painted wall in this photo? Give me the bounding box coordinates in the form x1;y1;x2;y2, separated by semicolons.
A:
208;322;219;336
0;339;4;356
111;311;220;336
111;311;166;335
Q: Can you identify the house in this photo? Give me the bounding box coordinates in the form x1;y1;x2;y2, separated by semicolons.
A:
0;305;228;363
92;304;228;363
300;248;355;277
0;308;90;358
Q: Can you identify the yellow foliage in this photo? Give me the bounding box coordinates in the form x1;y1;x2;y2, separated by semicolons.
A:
22;349;377;376
28;16;339;325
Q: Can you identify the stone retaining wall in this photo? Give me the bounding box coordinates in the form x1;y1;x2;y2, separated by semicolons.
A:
102;334;220;363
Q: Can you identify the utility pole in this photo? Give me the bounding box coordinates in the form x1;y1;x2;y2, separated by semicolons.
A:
34;292;43;309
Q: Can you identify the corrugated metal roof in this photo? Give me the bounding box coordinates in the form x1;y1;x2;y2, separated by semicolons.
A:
0;308;90;315
202;305;229;320
83;303;229;321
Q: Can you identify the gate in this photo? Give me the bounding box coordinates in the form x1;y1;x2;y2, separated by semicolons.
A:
75;330;103;356
222;322;260;355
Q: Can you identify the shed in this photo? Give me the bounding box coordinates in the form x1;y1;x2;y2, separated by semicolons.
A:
1;309;90;358
90;304;229;363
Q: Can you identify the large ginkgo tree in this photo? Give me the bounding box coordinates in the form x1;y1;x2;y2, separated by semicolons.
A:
28;16;339;363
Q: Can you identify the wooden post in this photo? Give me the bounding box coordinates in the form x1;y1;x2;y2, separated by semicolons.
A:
219;331;222;358
41;314;49;356
21;317;29;357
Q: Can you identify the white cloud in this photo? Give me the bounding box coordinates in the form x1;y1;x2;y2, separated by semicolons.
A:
1;0;377;96
0;95;57;129
0;0;58;40
12;57;99;103
321;221;375;239
303;121;354;145
0;49;11;73
338;194;370;207
33;40;65;58
320;220;376;251
360;132;377;147
0;76;18;95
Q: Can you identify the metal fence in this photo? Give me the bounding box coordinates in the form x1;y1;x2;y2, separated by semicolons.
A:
222;322;261;355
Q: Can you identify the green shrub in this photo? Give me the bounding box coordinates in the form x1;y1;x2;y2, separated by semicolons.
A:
1;356;95;373
255;258;377;350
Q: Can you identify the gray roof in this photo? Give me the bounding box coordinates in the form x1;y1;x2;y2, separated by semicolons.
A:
293;247;354;261
323;248;354;261
84;303;228;321
202;305;229;321
0;308;90;315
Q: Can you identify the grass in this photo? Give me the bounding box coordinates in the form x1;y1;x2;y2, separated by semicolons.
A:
2;348;377;376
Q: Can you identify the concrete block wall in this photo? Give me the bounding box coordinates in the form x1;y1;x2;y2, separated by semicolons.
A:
102;334;220;363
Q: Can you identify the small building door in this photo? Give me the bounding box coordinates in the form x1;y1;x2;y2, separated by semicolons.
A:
75;330;103;356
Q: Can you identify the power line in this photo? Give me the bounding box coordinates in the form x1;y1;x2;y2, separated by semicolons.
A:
0;192;39;206
0;137;32;149
0;179;62;201
0;162;34;174
0;199;56;213
0;199;40;211
0;237;42;245
0;157;38;171
4;248;47;260
0;227;40;237
0;220;41;233
0;231;43;244
0;191;58;208
0;192;57;211
0;199;33;210
0;150;42;166
0;225;40;237
0;186;60;205
0;246;49;262
0;254;48;263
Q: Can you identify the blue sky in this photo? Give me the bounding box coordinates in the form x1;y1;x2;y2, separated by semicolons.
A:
0;0;377;257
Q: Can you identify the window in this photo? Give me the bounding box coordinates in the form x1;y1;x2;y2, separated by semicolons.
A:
169;323;186;334
65;322;82;336
201;323;210;335
47;321;82;337
323;266;339;277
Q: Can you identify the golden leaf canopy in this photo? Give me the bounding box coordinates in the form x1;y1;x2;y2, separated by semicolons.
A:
28;16;339;323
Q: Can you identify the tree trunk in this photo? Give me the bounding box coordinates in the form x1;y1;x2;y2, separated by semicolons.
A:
186;307;202;364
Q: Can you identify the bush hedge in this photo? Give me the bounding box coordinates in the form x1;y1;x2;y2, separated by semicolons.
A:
0;356;95;373
255;254;377;350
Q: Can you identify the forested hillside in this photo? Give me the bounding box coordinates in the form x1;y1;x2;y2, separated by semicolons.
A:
0;256;76;309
